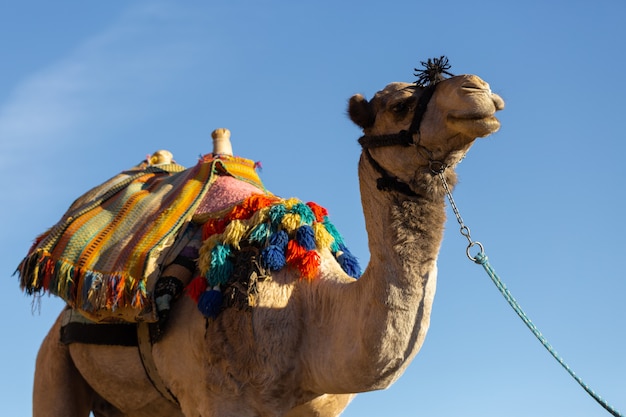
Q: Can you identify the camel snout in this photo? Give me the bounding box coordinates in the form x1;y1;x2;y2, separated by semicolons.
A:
460;76;505;112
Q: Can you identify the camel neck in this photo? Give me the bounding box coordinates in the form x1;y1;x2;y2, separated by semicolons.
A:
298;153;452;393
320;154;448;390
357;154;447;289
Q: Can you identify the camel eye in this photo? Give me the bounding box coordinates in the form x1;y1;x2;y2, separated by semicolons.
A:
391;101;409;114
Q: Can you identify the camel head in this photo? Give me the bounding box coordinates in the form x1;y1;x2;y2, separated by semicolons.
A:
349;60;504;177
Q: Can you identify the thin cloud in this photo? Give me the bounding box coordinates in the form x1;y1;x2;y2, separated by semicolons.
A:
0;2;200;171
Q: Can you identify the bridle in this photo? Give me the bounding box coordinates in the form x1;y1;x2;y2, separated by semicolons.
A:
356;56;456;198
357;82;444;198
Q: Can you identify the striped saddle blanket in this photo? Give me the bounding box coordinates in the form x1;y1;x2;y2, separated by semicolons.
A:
16;154;267;322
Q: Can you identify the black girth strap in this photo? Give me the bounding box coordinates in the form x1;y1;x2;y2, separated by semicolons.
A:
137;322;180;405
58;309;179;405
60;322;138;346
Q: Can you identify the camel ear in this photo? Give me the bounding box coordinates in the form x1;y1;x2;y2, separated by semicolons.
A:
348;94;375;129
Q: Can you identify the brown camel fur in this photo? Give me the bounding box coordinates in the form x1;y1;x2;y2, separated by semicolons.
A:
31;73;504;416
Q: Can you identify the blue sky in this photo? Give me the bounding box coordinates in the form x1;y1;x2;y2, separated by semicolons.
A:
1;1;625;416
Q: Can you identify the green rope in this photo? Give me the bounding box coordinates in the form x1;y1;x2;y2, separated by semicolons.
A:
472;252;623;417
435;168;622;416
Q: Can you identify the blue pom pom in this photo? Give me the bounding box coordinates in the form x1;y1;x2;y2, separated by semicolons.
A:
296;225;316;250
197;288;223;319
261;244;286;271
268;229;289;249
337;244;362;278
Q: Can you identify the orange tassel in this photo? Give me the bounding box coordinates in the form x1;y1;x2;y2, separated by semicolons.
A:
298;250;320;279
285;241;320;279
245;194;277;212
115;277;127;307
41;257;55;290
228;194;276;221
286;240;306;264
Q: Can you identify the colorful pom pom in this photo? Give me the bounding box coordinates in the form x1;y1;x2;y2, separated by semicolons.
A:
248;222;270;243
281;213;301;233
193;195;361;317
203;218;227;240
223;219;248;249
337;245;362;279
198;287;223;319
296;225;316;251
268;204;287;227
186;276;208;302
269;229;289;249
208;244;233;286
286;240;306;264
306;201;328;222
261;245;286;271
298;250;320;279
291;202;315;224
312;223;334;249
323;219;345;246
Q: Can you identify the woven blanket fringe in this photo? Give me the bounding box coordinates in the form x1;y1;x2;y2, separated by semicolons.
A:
17;250;148;313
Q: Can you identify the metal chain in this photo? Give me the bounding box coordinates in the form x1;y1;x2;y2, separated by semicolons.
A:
433;167;484;261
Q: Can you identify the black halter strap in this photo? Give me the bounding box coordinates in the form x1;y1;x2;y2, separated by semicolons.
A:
408;83;437;138
357;83;437;150
358;84;440;197
362;147;421;197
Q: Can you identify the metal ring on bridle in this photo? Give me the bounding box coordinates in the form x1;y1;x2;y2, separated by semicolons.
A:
429;160;446;174
466;241;484;262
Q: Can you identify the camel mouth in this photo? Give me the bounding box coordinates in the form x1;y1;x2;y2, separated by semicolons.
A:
447;114;501;137
447;112;496;122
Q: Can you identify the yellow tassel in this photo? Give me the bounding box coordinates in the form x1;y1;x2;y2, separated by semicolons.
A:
281;213;301;233
56;261;72;296
198;235;220;273
313;223;334;249
249;205;270;225
283;197;300;210
222;220;248;249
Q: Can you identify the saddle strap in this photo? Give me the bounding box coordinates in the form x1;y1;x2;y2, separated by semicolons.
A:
136;322;179;406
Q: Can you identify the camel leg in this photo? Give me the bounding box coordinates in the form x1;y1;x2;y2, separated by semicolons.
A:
33;311;95;417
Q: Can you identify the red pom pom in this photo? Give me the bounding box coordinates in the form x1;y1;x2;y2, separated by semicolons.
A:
306;202;328;222
202;219;227;240
185;276;208;302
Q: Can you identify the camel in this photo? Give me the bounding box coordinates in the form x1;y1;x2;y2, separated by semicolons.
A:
29;61;504;416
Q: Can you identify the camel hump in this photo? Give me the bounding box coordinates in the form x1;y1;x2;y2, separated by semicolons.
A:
212;128;233;156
